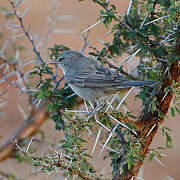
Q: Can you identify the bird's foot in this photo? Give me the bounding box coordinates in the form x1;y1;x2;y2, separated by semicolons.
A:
86;102;106;119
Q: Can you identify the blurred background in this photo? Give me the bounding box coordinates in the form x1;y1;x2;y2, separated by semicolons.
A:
0;0;179;179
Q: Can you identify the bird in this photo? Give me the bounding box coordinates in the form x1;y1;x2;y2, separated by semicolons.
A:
51;50;157;113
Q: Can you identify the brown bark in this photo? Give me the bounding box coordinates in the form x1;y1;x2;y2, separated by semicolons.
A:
113;26;180;180
0;105;49;162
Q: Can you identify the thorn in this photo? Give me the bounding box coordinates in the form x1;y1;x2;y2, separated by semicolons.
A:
154;156;166;167
81;18;105;34
108;114;137;135
94;115;112;132
91;127;102;155
127;0;133;16
98;124;119;158
0;40;10;54
68;110;89;114
10;33;26;39
98;143;120;154
144;15;168;26
7;24;21;28
26;138;33;152
145;124;156;138
105;91;119;112
17;103;28;120
140;14;148;28
116;87;134;110
21;5;32;18
15;0;22;7
65;93;76;99
86;127;93;137
36;99;41;108
119;49;141;66
20;59;37;67
84;100;89;112
161;91;169;102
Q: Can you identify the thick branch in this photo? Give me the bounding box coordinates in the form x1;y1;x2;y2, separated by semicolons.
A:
0;104;49;162
113;26;180;180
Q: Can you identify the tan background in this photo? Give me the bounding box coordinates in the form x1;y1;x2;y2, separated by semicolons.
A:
0;0;180;179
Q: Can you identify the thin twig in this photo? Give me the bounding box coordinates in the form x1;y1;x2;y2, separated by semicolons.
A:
81;31;89;54
9;1;45;65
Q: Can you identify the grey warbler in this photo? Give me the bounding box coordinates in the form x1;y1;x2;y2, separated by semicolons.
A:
51;50;156;110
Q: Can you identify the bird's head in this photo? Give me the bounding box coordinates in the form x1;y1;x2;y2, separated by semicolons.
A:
50;50;83;73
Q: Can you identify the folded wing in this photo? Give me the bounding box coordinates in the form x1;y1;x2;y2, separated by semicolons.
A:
66;64;127;88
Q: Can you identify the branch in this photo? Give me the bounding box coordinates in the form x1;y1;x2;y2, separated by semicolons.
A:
113;25;180;180
55;162;95;180
0;56;27;92
92;0;110;12
0;71;25;94
0;103;49;162
9;137;95;180
8;0;63;90
151;0;159;17
9;0;45;65
0;1;64;161
80;31;89;54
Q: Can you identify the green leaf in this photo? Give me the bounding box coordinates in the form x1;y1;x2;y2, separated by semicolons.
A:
174;106;180;115
170;107;175;117
100;9;105;15
165;132;173;148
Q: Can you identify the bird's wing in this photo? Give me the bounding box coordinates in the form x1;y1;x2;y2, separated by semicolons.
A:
65;64;127;88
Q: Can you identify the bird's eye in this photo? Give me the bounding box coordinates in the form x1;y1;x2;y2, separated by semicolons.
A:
58;57;64;62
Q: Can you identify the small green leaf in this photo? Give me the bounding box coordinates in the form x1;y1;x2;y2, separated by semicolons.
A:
170;107;175;117
174;106;180;115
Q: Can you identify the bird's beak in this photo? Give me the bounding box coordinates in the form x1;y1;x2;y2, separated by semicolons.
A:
49;57;64;64
49;60;58;64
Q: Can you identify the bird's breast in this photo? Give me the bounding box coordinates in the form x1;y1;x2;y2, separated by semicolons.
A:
68;84;105;101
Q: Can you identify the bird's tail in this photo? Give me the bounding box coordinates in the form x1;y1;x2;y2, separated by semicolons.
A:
118;80;158;88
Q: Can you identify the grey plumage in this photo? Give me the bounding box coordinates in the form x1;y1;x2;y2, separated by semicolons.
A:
53;50;156;102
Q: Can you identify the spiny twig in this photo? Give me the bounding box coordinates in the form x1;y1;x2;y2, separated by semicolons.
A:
80;31;89;54
8;0;63;90
9;0;45;65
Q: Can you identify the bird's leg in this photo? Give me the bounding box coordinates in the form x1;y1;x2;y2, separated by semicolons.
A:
97;99;106;111
86;100;106;119
86;100;99;119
